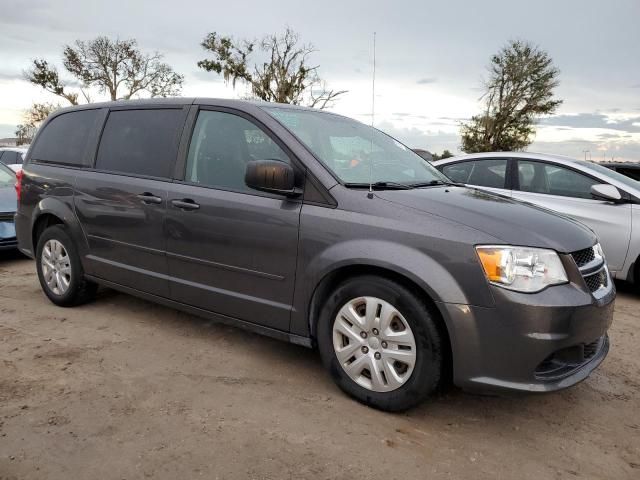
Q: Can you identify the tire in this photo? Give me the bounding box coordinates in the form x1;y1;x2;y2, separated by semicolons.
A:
35;225;97;307
317;275;443;412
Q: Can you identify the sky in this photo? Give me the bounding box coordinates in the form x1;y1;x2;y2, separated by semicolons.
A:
0;0;639;160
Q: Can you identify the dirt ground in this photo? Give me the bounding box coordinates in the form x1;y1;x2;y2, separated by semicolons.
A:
0;251;638;480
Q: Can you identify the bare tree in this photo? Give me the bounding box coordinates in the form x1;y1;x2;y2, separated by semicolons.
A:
460;40;562;152
15;102;60;145
198;28;346;108
25;37;183;105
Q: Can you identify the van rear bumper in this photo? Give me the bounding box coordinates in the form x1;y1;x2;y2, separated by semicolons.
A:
439;281;615;393
14;212;34;258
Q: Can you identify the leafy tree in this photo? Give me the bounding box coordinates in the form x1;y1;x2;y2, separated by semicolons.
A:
198;27;346;108
25;37;183;105
15;102;60;145
460;40;562;152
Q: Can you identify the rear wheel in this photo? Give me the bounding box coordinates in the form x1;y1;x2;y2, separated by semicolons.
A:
36;225;97;307
317;275;443;411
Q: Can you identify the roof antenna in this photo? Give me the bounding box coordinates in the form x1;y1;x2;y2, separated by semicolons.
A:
368;32;376;199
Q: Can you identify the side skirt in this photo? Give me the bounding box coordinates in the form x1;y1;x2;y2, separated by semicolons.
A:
84;275;313;348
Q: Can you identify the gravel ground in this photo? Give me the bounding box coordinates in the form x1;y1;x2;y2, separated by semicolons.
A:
1;251;639;480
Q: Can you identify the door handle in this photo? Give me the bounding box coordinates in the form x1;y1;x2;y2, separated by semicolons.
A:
171;198;200;210
136;192;163;204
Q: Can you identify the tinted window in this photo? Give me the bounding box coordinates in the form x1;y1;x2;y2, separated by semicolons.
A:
442;161;474;183
30;110;100;166
618;168;640;181
0;163;14;186
443;159;508;188
96;109;184;178
518;161;599;199
0;151;19;164
185;111;289;193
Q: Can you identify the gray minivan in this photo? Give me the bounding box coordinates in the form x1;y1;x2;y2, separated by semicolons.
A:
15;98;614;411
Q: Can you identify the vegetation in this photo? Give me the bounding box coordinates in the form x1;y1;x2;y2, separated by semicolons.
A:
15;103;60;145
198;27;346;108
460;40;562;152
25;36;183;105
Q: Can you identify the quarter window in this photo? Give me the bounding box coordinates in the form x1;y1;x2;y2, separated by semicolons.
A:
518;161;599;199
96;109;184;178
30;110;101;167
185;111;290;193
442;159;508;189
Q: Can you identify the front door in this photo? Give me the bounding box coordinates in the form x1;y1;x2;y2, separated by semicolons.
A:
511;159;632;272
165;109;302;331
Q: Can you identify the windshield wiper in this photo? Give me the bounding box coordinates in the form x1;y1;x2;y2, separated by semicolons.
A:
344;181;414;190
410;180;457;188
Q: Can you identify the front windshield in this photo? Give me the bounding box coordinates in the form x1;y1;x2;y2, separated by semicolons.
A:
577;160;640;192
263;106;447;186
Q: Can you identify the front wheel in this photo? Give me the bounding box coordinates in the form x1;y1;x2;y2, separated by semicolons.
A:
317;275;444;412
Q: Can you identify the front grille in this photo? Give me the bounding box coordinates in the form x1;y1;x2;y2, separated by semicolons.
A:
0;212;14;222
570;245;609;295
571;247;595;268
584;269;608;292
535;336;606;381
583;338;600;360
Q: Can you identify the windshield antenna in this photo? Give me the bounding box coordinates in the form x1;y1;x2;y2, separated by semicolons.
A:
368;32;376;197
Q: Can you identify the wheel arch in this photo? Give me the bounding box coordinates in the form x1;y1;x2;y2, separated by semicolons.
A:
30;198;88;258
307;263;454;385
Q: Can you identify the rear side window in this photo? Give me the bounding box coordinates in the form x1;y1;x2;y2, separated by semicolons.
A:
442;159;508;188
441;162;473;183
0;151;19;164
30;110;100;167
96;109;184;178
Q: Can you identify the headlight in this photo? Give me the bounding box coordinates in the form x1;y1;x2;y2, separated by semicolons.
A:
475;245;568;293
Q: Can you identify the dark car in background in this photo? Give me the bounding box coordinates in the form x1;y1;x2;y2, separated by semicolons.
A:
600;162;640;182
0;162;17;250
15;98;614;411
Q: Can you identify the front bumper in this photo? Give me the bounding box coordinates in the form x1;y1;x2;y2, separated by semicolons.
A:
440;280;615;393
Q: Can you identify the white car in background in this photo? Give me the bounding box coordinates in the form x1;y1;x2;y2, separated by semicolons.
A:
434;152;640;286
0;147;28;172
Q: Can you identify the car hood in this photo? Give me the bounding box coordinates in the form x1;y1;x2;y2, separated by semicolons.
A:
0;186;17;213
375;186;596;253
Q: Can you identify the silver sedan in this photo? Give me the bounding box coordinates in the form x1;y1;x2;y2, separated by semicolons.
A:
434;152;640;285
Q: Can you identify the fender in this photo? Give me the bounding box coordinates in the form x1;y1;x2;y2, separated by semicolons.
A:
30;196;91;267
289;238;490;339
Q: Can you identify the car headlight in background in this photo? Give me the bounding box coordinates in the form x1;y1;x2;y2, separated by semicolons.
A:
476;245;568;293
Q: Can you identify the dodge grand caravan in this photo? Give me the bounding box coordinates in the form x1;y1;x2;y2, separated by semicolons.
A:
15;98;614;411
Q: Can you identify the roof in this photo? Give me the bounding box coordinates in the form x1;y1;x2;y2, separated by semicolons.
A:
50;97;331;114
0;147;28;153
600;162;640;168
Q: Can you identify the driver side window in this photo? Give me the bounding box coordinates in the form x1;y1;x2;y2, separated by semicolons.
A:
186;111;290;193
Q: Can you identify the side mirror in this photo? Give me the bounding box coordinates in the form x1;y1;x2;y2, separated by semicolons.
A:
245;159;300;197
590;184;622;203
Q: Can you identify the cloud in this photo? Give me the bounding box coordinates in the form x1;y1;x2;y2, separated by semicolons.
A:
0;71;23;81
416;77;437;85
376;120;460;153
531;138;640;162
539;113;640;133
